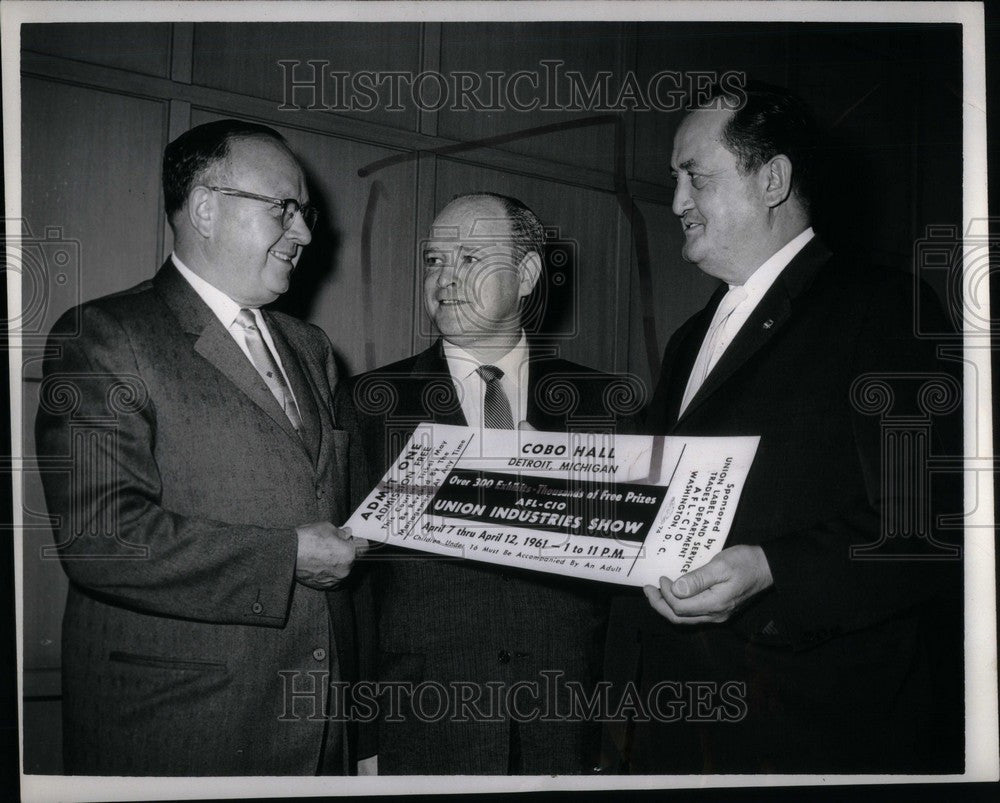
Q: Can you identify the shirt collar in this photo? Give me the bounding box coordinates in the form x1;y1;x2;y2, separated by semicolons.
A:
171;252;247;328
442;331;529;379
731;227;815;302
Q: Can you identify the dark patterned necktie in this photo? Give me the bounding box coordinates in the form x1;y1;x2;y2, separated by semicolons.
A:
235;308;303;432
476;364;515;429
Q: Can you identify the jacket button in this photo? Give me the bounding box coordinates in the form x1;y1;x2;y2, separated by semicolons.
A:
498;650;511;664
251;602;263;615
315;488;324;499
313;648;327;661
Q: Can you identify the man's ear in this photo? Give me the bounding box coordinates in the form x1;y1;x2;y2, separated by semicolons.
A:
762;154;793;208
517;251;542;298
187;186;215;238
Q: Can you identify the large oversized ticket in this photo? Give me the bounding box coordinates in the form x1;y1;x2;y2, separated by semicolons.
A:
345;424;759;586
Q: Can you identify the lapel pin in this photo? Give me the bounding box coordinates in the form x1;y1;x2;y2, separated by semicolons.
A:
762;319;774;330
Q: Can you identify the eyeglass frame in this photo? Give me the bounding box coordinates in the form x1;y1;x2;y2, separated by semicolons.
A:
207;186;319;231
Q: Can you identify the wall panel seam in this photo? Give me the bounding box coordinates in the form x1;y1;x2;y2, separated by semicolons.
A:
22;51;679;197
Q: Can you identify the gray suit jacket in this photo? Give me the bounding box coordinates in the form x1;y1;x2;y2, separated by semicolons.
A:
35;261;356;775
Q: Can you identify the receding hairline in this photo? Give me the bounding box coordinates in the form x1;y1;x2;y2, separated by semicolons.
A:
220;134;301;172
432;195;513;234
216;136;308;198
671;108;734;166
678;105;735;136
167;133;304;227
430;192;545;269
439;194;508;218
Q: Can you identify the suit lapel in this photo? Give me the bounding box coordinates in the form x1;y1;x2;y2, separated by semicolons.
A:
676;237;832;425
412;341;467;426
153;260;305;448
524;346;567;431
266;313;322;465
663;290;724;427
681;288;793;419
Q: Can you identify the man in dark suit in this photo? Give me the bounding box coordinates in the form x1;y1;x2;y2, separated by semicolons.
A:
35;120;366;775
605;85;963;773
336;193;635;774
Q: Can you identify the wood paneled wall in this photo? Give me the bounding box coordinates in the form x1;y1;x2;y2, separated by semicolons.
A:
18;21;961;773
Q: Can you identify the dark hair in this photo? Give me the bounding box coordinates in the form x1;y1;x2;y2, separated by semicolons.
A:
702;82;819;210
162;119;287;223
450;192;546;265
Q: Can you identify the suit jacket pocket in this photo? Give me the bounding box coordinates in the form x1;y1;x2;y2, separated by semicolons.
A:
109;651;227;672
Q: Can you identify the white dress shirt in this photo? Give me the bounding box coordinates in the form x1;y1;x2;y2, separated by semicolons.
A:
442;332;530;429
679;227;814;414
171;253;299;408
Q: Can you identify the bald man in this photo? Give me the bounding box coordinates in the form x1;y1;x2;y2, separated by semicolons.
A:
337;193;636;774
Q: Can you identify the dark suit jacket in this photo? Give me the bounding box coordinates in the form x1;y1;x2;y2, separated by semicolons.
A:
605;238;963;773
336;340;638;774
35;261;359;775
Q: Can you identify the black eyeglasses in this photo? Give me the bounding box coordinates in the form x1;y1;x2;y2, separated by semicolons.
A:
209;186;319;231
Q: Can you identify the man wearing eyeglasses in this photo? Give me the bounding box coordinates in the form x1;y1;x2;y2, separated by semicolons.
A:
35;119;365;775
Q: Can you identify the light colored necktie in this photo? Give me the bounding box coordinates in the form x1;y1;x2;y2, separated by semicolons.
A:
234;308;303;432
679;286;748;414
476;365;515;429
